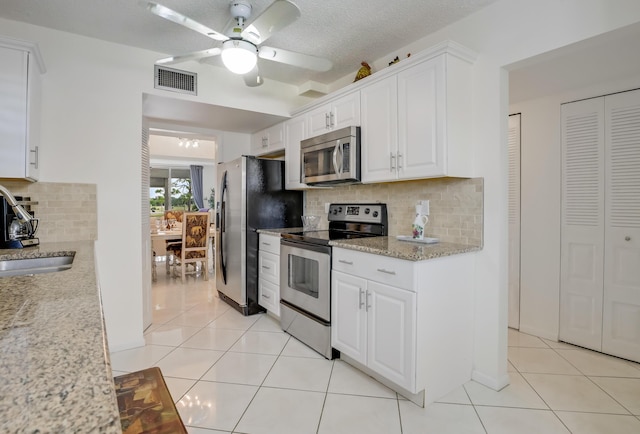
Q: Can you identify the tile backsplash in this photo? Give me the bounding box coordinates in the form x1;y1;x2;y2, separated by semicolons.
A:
0;181;97;242
305;177;483;246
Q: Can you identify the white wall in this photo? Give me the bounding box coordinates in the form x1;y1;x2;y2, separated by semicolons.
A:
330;0;640;390
0;17;306;351
3;0;640;389
510;74;640;341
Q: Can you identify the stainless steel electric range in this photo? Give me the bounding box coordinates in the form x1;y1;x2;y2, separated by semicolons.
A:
279;203;388;359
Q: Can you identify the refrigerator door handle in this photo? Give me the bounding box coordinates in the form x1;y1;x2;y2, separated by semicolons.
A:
219;170;228;284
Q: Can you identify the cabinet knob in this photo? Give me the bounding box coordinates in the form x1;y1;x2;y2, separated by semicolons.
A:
625;236;631;241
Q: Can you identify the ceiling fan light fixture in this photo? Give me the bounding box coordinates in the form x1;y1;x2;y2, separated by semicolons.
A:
221;39;257;75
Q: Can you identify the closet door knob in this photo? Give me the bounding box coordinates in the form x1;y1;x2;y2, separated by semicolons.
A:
625;236;631;241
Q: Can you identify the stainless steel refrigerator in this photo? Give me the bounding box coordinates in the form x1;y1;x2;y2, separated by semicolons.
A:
216;155;303;315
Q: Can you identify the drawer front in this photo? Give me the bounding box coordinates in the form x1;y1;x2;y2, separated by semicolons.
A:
259;251;280;284
333;248;414;291
259;278;280;316
259;234;281;255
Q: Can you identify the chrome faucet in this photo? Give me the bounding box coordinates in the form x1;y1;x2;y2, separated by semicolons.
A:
0;184;38;238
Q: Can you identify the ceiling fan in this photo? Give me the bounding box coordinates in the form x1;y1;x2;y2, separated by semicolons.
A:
146;0;333;87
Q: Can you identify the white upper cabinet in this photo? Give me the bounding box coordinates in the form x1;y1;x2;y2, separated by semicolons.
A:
284;115;307;190
250;122;285;156
360;48;473;183
306;91;361;137
0;38;45;181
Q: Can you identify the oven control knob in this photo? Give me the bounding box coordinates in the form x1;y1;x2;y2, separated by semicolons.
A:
373;211;379;218
338;207;343;213
333;209;338;215
364;208;370;214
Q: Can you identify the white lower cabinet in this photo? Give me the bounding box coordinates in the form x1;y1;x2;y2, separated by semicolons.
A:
258;234;281;316
331;247;475;405
332;270;416;391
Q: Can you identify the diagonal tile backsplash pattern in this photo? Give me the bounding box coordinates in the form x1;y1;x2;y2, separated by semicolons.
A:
305;177;483;246
0;181;97;242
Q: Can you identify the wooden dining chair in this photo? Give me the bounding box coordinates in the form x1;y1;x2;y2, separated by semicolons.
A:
166;212;210;283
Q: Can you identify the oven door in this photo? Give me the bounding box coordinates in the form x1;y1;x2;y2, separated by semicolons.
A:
280;239;331;322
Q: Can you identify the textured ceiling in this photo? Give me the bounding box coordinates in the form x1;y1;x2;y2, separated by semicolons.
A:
0;0;499;86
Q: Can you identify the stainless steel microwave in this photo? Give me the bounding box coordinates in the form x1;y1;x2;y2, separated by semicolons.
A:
301;126;361;186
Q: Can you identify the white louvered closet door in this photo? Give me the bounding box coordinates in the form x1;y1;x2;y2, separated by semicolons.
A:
559;98;605;352
508;114;521;329
141;124;152;330
602;89;640;362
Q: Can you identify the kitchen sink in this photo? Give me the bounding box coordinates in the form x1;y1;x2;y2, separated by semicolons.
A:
0;254;75;277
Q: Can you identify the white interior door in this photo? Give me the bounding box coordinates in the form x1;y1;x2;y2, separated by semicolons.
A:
559;97;605;351
602;89;640;363
508;114;521;329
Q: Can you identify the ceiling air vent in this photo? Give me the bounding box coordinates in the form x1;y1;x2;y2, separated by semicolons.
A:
154;65;197;95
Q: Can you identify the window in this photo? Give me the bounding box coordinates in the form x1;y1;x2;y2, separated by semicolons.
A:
150;167;195;217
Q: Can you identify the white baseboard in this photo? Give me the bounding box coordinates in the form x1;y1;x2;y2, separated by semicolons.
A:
471;369;510;391
108;337;146;354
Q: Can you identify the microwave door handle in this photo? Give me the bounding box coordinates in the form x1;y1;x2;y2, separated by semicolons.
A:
338;142;344;174
332;140;340;177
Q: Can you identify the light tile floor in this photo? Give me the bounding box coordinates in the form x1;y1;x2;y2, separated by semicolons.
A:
111;270;640;433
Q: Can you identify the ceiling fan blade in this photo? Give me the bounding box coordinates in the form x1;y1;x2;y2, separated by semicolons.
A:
243;66;264;87
146;2;228;42
156;48;221;65
259;46;332;72
242;0;300;45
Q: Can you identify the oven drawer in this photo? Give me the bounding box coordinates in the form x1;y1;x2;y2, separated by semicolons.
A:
259;233;281;255
259;250;280;284
332;247;414;291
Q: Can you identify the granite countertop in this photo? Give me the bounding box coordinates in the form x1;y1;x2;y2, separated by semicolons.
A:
0;241;121;433
329;236;482;261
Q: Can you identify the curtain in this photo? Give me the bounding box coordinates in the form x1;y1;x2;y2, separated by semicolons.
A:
190;165;204;210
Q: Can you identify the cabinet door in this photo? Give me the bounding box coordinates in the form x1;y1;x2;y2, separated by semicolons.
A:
307;103;331;137
559;97;605;351
360;75;398;183
332;91;360;130
285;116;307;189
602;89;640;363
250;128;267;155
265;122;284;154
367;281;416;392
332;270;367;365
0;46;29;179
397;57;445;179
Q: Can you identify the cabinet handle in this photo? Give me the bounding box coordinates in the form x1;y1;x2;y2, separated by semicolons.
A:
625;236;631;241
376;268;396;275
390;153;396;171
30;146;39;169
359;288;365;309
262;242;271;246
262;293;271;299
330;111;335;128
366;290;371;312
397;153;402;169
325;113;330;129
338;259;353;265
262;265;270;270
